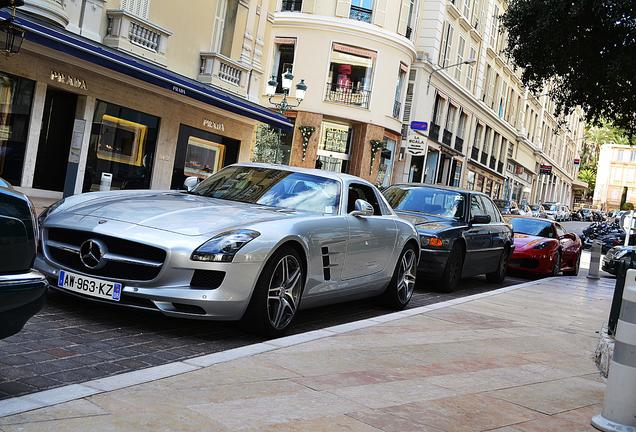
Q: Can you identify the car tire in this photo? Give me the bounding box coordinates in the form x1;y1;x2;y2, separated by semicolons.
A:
240;245;305;337
438;243;464;293
550;251;562;277
379;245;417;309
486;246;509;284
564;252;581;276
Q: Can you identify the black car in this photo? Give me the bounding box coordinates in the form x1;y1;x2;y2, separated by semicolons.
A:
602;246;636;275
0;178;47;339
384;184;514;292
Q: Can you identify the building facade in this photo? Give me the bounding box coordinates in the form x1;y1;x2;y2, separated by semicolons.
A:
594;144;636;210
393;0;585;206
260;0;417;184
0;0;288;201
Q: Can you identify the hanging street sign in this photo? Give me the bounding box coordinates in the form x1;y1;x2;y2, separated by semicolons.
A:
539;164;552;175
410;121;428;132
406;134;426;156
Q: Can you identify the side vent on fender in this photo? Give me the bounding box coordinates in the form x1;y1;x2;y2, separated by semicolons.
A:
321;247;331;281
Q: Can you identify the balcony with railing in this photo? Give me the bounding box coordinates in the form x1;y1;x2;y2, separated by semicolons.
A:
428;123;440;141
489;156;496;170
198;53;251;97
471;147;479;160
281;0;303;11
454;137;464;153
349;5;373;23
392;100;402;119
442;129;453;146
480;153;488;165
324;83;371;108
104;10;172;66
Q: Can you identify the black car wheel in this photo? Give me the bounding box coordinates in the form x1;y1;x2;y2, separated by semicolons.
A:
438;243;464;293
564;252;580;276
550;252;561;277
486;246;509;284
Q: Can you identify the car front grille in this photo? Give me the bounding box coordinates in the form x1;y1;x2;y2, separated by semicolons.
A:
44;228;166;281
509;258;540;269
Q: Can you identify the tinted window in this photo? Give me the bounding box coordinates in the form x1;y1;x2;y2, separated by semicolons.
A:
470;195;487;218
348;183;382;215
383;186;465;219
510;218;555;238
192;166;341;214
481;196;502;222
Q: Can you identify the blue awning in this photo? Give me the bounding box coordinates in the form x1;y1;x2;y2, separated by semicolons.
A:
0;10;292;129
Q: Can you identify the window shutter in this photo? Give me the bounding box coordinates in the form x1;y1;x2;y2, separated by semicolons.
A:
397;0;410;34
121;0;150;19
302;0;316;13
373;0;388;27
335;0;351;17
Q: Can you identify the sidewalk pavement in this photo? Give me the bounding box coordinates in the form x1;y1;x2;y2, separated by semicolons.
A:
0;274;614;431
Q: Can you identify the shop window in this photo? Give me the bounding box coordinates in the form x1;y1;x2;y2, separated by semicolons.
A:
83;100;160;192
350;0;373;23
475;173;484;191
0;72;35;186
271;39;296;94
379;137;396;187
325;44;375;109
484;178;493;196
121;0;150;20
317;121;352;173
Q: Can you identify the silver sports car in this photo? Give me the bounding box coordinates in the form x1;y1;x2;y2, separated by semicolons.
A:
36;163;419;335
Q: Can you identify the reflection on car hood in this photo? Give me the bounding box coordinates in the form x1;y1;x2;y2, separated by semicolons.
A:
513;233;556;250
54;191;302;236
395;211;463;233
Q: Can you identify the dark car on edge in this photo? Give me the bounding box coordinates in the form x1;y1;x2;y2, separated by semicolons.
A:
603;246;636;275
0;178;47;339
383;184;514;292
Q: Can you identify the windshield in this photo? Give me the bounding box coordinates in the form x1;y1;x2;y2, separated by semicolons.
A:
191;166;341;214
383;186;464;219
510;218;555;238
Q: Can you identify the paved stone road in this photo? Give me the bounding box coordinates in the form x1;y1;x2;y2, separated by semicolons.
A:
0;274;529;400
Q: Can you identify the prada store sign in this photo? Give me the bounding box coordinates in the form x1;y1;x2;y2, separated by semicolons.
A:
50;70;88;90
203;118;225;132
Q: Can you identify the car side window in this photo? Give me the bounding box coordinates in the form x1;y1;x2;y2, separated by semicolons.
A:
470;195;486;219
555;224;567;237
480;196;502;223
348;183;382;215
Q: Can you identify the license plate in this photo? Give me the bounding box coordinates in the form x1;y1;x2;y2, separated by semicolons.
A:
57;270;122;301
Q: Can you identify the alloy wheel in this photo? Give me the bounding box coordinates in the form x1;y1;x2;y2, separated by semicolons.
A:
267;255;303;330
397;249;417;303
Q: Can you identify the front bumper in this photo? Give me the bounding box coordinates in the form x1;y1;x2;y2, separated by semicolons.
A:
417;249;450;278
0;270;48;339
35;256;263;321
508;250;555;274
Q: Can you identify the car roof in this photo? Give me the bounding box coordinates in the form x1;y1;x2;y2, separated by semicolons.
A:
230;162;372;185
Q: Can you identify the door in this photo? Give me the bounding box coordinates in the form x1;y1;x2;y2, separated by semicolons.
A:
463;194;493;276
32;88;78;191
555;223;576;269
481;195;508;268
341;183;397;280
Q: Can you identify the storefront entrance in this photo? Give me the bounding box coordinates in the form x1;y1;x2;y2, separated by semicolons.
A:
32;88;78;191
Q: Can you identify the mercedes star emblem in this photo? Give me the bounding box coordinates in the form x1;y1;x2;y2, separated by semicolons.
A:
79;239;108;270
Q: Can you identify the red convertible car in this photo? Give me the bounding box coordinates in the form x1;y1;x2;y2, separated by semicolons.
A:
507;217;582;276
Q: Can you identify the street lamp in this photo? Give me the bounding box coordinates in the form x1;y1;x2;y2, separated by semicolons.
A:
266;69;308;114
0;0;25;55
426;58;476;94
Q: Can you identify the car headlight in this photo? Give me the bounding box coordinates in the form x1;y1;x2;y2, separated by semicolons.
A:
38;198;65;225
419;234;446;249
532;242;552;250
191;229;260;262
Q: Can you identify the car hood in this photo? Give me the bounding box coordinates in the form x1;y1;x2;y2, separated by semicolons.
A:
53;191;303;236
513;233;557;251
395;211;463;234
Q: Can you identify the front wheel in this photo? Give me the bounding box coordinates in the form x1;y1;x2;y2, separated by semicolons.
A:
486;247;509;283
241;246;305;337
550;251;562;276
379;245;417;309
438;243;464;293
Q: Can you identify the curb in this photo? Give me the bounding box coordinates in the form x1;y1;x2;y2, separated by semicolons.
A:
0;276;556;418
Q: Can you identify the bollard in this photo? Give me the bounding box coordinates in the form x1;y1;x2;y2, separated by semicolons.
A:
592;268;636;432
588;240;602;280
99;172;113;192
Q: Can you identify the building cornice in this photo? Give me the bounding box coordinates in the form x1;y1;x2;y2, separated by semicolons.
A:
271;12;417;60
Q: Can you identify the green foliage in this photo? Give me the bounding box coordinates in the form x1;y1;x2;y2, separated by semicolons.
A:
578;168;596;198
502;0;636;135
622;202;635;211
251;125;285;164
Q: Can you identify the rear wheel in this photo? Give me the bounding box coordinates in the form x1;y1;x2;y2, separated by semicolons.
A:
241;246;304;337
563;252;580;276
379;245;417;309
438;243;464;293
486;246;509;283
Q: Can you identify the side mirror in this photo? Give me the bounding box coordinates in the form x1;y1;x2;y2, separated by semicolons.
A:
470;214;491;225
184;176;199;191
350;199;374;217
